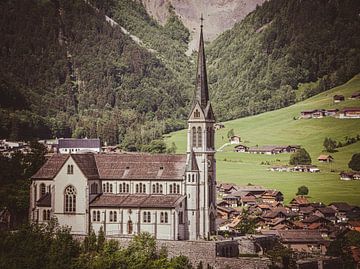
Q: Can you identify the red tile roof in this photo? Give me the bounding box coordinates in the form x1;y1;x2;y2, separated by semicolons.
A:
90;194;184;208
278;230;325;243
32;153;187;181
32;154;69;179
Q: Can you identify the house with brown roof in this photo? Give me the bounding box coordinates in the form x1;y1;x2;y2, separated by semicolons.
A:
261;190;284;204
229;135;241;145
30;27;218;242
339;107;360;119
317;155;334;163
333;95;345;103
350;92;360;100
234;144;249;153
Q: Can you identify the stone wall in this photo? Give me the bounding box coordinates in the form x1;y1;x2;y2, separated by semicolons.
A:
108;236;271;269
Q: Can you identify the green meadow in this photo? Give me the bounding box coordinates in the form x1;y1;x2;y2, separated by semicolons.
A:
165;75;360;205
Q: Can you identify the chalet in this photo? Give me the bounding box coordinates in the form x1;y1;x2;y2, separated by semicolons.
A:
248;145;285;155
234;144;249;153
261;190;284;204
269;166;291;172
274;230;327;254
223;195;239;207
235;186;267;198
325;109;339;116
240;195;257;207
350;92;360;99
298;206;315;219
314;207;337;223
339;107;360;119
290;196;310;211
292;165;320;173
333;95;345;103
300;110;325;119
340;172;360;180
330;202;353;222
317;155;334;163
217;206;238;220
217;183;238;194
229;135;241;144
214;123;225;130
217;201;231;208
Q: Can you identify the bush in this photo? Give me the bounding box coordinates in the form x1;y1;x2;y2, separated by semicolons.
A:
289;148;311;165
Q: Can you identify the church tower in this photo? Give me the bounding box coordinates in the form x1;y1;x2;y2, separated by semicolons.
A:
186;18;216;240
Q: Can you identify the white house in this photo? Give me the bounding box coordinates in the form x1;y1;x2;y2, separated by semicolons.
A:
30;25;217;241
58;138;101;154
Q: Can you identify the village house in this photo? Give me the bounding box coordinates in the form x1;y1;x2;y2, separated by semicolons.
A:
314;207;337;223
229;135;241;144
261;190;284;204
30;26;218;241
58;138;101;154
235;186;267;198
333;95;345;103
292;165;320;173
290;196;310;212
339;107;360;119
325;108;339;116
262;230;327;254
248;145;300;155
300;109;325;119
348;220;360;232
317;154;334;163
222;194;240;207
350;92;360;100
233;144;249;152
217;183;238;194
214;123;225;130
340;171;360;180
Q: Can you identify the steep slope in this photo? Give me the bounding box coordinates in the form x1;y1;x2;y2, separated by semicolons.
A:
0;0;191;148
207;0;360;121
141;0;265;53
165;74;360;204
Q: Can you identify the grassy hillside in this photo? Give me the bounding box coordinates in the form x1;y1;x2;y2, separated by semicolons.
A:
207;0;360;121
165;74;360;205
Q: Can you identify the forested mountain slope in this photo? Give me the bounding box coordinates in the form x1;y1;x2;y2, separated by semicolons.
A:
0;0;192;150
207;0;360;121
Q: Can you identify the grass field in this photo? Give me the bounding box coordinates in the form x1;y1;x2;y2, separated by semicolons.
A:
165;75;360;205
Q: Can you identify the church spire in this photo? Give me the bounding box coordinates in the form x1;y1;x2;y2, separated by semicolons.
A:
195;14;209;110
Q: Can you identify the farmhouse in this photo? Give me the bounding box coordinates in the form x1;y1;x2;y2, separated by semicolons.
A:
340;171;360;180
30;26;218;241
325;109;339;116
339;107;360;119
333;95;345;102
292;165;320;173
350;92;360;99
229;135;241;144
317;155;333;163
233;144;249;152
300;109;325;119
261;190;284;204
248;145;300;155
214;123;225;130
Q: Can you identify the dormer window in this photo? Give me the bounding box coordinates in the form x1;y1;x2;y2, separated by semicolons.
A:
194;109;200;118
67;164;74;174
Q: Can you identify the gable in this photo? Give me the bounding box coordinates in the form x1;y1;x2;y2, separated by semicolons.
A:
188;102;205;121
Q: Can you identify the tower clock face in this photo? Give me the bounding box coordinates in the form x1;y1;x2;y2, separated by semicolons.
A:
207;159;212;168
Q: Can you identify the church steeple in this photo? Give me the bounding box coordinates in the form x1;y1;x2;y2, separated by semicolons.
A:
195;15;209;110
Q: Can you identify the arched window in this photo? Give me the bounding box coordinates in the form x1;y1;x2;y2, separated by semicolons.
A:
40;183;46;197
110;184;113;193
126;184;129;193
160;212;164;223
109;211;113;222
152;184;156;193
192;174;195;182
143;211;147;222
127;220;133;234
43;210;47;221
64;185;76;213
113;211;117;222
102;183;105;192
169;185;173;194
119;183;123;193
197;127;202;147
164;212;168;223
67;164;73;174
176;184;180;194
160;184;163;194
192;127;197;147
143;184;146;193
156;183;159;193
92;211;97;221
97;211;100;221
136;184;139;193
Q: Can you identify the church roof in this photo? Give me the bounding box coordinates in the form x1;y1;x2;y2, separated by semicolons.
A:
32;154;69;179
90;194;185;208
186;150;199;171
194;22;209;110
32;153;187;181
94;154;187;180
36;192;51;207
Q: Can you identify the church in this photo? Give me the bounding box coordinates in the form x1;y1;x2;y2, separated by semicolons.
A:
30;23;217;241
